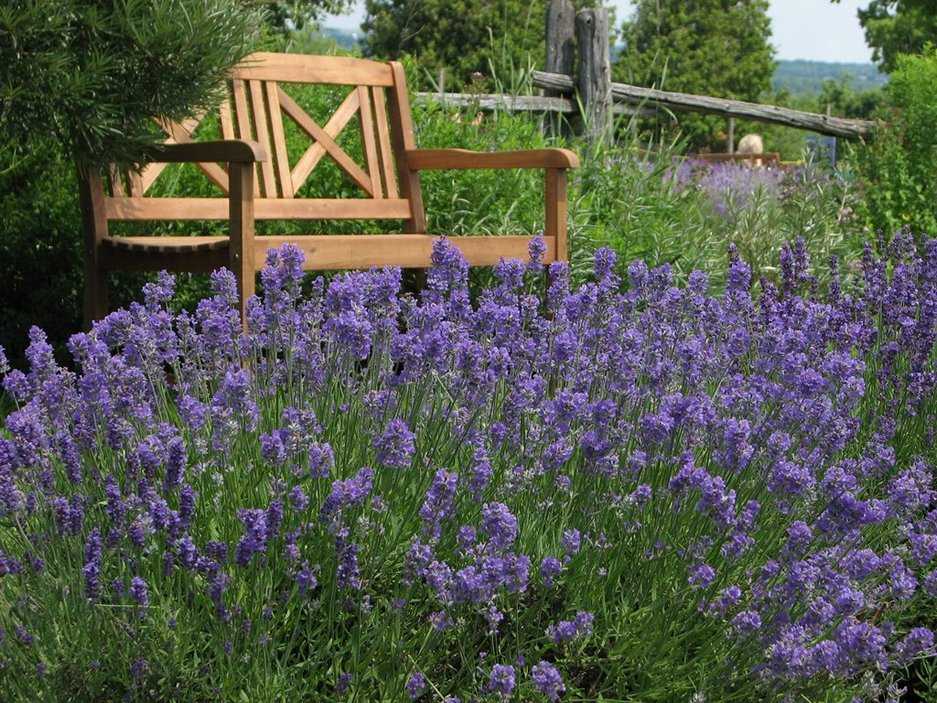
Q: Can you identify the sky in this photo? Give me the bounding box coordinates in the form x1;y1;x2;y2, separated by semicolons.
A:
323;0;874;64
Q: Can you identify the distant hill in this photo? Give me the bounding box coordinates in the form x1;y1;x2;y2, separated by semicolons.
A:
773;60;888;95
320;26;360;50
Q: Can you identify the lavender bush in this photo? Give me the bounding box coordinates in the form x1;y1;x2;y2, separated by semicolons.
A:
671;160;787;218
578;148;860;296
1;236;936;701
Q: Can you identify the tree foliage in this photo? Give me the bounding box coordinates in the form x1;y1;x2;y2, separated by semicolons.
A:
614;0;775;148
833;0;937;73
0;0;262;170
361;0;588;89
248;0;356;32
853;47;937;240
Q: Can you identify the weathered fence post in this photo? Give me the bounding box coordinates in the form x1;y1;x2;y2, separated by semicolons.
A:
437;67;446;99
545;0;575;96
575;7;611;144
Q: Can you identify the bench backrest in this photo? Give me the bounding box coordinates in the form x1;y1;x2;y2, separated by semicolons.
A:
104;52;424;228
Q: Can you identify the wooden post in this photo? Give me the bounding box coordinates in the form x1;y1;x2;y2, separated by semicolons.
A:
576;7;611;144
728;117;735;154
78;165;109;327
545;169;568;262
545;0;575;96
228;162;255;329
387;62;427;235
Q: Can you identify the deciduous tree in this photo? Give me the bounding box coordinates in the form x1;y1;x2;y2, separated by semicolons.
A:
361;0;596;89
832;0;937;73
614;0;775;147
249;0;357;32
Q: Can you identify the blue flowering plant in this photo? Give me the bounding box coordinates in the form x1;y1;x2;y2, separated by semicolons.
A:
0;234;936;701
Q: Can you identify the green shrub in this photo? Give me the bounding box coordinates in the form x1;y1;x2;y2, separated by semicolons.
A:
570;126;862;292
0;146;83;368
853;47;937;240
0;0;261;170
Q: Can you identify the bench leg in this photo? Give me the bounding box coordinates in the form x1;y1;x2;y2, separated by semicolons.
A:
83;264;109;329
78;169;110;329
228;163;255;331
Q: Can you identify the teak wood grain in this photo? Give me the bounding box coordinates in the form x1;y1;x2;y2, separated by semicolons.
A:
79;52;577;329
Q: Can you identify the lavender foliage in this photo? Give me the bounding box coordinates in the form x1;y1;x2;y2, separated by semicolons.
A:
0;237;935;700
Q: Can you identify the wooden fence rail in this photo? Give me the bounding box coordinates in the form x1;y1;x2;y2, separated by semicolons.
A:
531;71;875;140
414;91;647;116
410;0;877;145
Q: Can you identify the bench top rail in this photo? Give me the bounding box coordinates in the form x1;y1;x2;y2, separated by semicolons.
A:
109;53;409;220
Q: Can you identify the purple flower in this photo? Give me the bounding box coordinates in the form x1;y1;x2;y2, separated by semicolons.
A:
547;611;594;644
208;571;230;619
307;442;335;479
179;484;196;527
834;618;887;670
289;485;309;512
709;585;742;616
689;563;716;589
13;624;32;647
130;658;148;680
296;562;318;595
629;483;652;506
266;499;284;541
177;535;197;569
336;538;361;590
130;576;149;608
419;469;458;540
164;435;185;489
910;533;937;566
83;528;103;600
260;431;287;464
3;239;937;696
531;660;565;701
561;529;581;557
731;610;762;634
457;525;476;551
374;419;416;469
528;236;547;270
336;672;352;695
429;610;454;631
924;570;937;597
785;521;812;553
540;556;562;587
320;467;374;527
488;664;516;696
405;672;427;700
895;627;935;664
235;509;268;566
481;502;518;552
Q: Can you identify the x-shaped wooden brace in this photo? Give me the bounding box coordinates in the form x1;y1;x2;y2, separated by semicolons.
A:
135;113;230;195
277;87;374;197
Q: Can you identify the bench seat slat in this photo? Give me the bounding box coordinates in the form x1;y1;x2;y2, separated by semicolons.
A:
102;236;229;254
105;198;412;220
256;234;557;270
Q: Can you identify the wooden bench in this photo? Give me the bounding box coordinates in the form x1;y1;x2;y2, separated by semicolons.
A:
78;52;579;326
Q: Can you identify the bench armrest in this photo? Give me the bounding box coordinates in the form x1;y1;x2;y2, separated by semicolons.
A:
405;148;579;171
147;140;268;164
